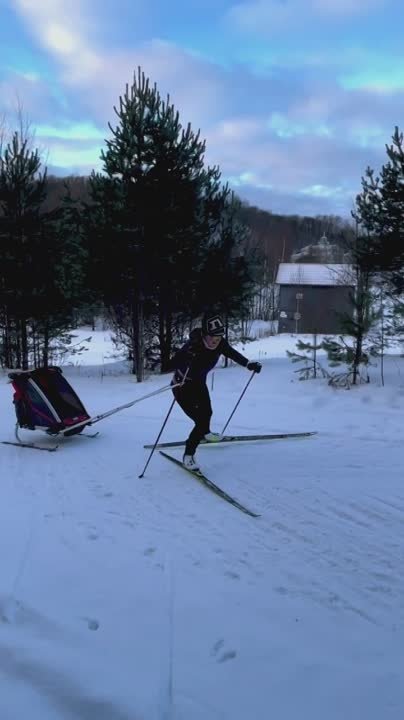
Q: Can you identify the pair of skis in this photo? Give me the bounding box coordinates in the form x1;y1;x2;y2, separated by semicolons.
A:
155;431;317;518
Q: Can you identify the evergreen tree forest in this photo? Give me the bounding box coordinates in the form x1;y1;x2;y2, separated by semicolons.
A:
2;69;404;380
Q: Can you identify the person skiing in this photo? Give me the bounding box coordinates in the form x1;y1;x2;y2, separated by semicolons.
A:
169;313;262;470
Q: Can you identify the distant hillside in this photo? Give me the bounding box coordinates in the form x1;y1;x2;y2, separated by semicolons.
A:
38;176;354;273
238;202;354;272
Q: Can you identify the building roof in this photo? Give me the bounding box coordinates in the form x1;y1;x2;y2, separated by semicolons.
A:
276;263;354;287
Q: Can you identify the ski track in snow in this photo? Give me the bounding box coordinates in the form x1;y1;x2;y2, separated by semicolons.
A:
1;352;404;719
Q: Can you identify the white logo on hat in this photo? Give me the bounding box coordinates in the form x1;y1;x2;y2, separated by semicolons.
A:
207;316;224;333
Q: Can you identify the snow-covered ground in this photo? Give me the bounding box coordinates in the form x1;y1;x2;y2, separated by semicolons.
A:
48;323;404;370
1;331;404;719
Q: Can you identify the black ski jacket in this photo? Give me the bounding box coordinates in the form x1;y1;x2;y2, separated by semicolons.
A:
169;328;249;384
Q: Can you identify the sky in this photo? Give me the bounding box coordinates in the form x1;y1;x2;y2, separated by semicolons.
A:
0;0;403;219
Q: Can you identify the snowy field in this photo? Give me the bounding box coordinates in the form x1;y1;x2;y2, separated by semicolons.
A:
1;330;404;719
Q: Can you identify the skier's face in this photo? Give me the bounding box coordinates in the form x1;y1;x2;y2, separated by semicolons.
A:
203;334;222;350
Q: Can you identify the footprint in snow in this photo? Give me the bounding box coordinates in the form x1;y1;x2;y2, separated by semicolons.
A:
211;639;224;656
87;618;100;631
225;570;240;580
211;639;237;663
82;617;100;631
0;596;19;624
218;650;237;663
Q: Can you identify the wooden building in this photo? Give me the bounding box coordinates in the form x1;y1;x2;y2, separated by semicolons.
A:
276;263;354;334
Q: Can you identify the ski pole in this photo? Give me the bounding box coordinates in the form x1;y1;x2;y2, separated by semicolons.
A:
138;396;177;478
88;381;183;423
138;369;190;478
58;381;185;435
221;371;256;435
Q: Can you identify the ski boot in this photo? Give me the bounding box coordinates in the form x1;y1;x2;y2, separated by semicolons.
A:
183;454;200;471
204;432;223;443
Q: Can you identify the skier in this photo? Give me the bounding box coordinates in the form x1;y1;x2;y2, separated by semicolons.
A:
169;313;262;470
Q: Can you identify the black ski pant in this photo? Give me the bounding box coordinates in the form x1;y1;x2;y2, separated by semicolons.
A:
172;380;212;455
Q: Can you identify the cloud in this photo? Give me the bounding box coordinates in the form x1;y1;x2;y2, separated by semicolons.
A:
44;137;103;169
237;182;352;217
11;0;103;86
206;115;369;192
341;65;404;92
35;121;105;141
11;0;226;127
5;0;403;217
0;69;65;123
202;68;403;217
227;0;389;34
312;0;384;14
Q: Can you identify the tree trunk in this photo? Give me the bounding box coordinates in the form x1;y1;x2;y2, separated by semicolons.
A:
352;330;363;385
132;294;145;382
352;270;369;385
21;317;29;369
223;310;229;367
158;296;173;373
131;335;137;376
42;322;49;368
3;312;12;368
14;319;21;368
32;325;38;367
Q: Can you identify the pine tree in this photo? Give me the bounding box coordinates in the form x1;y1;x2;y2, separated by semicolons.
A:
195;192;255;362
88;67;225;379
342;126;404;385
32;185;89;366
287;334;327;380
0;132;47;368
355;126;404;289
0;130;90;369
321;233;379;387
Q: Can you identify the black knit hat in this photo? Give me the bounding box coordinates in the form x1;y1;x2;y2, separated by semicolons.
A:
202;314;225;336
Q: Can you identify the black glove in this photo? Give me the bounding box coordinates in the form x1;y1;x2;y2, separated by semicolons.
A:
247;361;262;374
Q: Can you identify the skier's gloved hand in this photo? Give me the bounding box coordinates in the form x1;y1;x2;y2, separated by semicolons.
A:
247;361;262;374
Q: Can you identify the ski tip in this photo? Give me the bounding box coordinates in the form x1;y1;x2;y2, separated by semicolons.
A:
1;440;59;451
